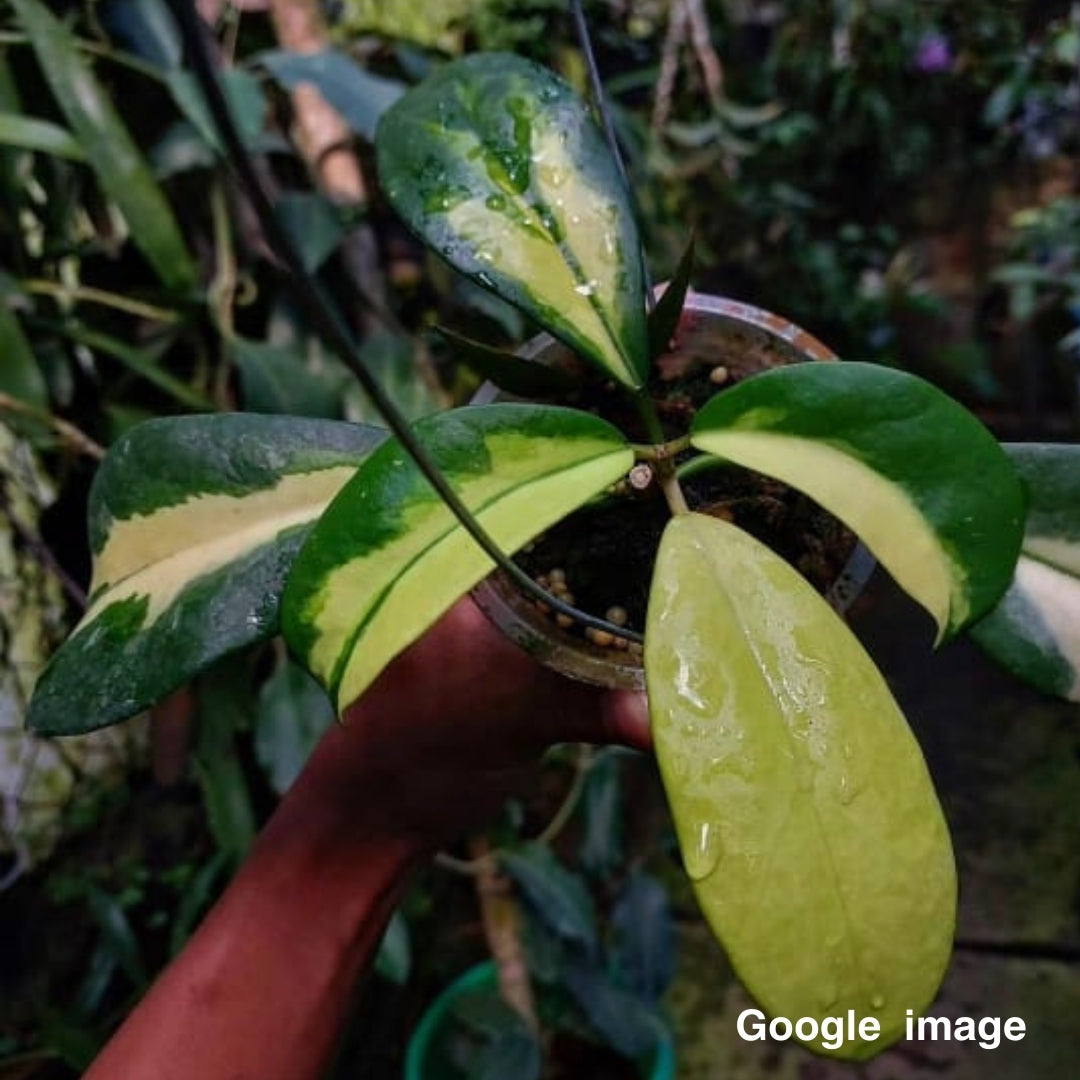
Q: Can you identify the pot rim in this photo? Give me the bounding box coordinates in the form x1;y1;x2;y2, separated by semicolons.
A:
469;290;875;691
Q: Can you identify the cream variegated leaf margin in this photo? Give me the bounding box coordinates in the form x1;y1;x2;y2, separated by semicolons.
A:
647;513;955;1059
971;443;1080;701
691;362;1025;640
27;415;386;736
282;404;633;711
376;53;649;388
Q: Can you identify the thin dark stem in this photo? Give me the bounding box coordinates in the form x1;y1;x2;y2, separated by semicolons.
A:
569;0;655;309
166;0;642;646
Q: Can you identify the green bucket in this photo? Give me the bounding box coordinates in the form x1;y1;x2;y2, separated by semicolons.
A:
404;961;676;1080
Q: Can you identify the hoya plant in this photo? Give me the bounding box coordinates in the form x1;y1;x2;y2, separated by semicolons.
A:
26;49;1080;1061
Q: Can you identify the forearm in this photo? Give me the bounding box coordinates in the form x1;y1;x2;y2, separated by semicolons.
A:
84;751;425;1080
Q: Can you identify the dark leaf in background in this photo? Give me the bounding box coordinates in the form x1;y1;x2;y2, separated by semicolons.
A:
562;958;663;1060
611;872;675;1002
170;852;232;956
501;843;597;958
519;904;563;985
435;325;577;398
166;68;268;153
578;749;623;878
74;943;120;1017
85;885;148;989
195;663;258;864
373;909;411;985
11;0;197;292
233;337;349;419
647;234;695;360
37;1008;102;1072
255;656;336;795
151;120;216;178
257;49;405;141
276;192;346;272
0;113;87;162
100;0;182;69
0;298;48;409
344;331;447;424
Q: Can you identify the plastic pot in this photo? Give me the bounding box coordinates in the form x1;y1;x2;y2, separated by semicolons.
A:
403;960;676;1080
470;291;875;691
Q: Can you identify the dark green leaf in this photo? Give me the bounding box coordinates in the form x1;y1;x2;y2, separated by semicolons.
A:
519;905;563;985
255;657;335;795
374;910;411;985
11;0;197;291
611;873;674;1002
101;0;182;69
195;663;258;862
37;1008;101;1071
562;960;663;1059
165;68;267;154
169;852;231;956
578;750;623;878
233;336;349;418
435;325;578;397
258;49;404;140
343;330;446;425
276;192;345;271
151;119;216;178
53;323;211;410
74;942;120;1016
0;297;47;408
648;234;694;360
85;885;148;989
501;843;597;956
0;112;86;161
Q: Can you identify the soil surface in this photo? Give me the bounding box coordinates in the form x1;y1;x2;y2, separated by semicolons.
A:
502;307;856;645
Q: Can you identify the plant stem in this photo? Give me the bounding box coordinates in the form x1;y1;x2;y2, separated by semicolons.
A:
633;389;689;514
435;748;595;877
631;434;691;461
0;30;165;81
167;0;641;646
0;391;105;460
22;280;180;323
659;470;690;515
470;836;539;1034
569;0;655;310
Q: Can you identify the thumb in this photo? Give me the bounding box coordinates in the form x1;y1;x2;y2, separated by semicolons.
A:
601;690;652;752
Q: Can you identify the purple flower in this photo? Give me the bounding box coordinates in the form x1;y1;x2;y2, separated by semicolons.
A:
913;31;953;74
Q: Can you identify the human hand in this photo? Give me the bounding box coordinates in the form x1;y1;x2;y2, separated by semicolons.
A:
293;597;651;850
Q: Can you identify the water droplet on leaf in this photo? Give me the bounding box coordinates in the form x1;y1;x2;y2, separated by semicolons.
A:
683;819;723;881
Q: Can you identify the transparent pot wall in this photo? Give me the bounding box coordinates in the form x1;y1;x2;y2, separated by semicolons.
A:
471;292;875;691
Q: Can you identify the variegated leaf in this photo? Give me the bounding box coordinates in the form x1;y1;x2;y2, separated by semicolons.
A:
376;53;649;388
971;443;1080;701
691;362;1025;640
282;404;633;711
27;415;385;735
647;513;955;1058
